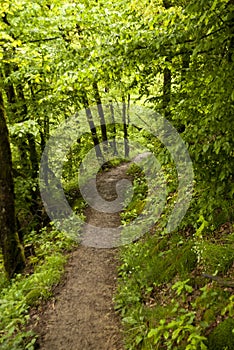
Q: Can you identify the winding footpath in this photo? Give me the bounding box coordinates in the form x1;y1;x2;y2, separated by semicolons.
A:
35;163;133;350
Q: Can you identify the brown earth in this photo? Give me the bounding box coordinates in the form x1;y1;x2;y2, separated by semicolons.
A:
34;162;133;350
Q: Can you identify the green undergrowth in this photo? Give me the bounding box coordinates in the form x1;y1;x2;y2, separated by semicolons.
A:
116;165;234;350
116;230;234;350
0;224;78;350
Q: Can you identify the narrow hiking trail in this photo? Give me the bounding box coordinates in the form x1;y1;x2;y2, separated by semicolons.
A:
35;163;133;350
36;247;123;350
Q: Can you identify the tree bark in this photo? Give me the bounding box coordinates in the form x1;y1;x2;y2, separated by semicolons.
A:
82;92;104;162
122;95;129;158
3;63;18;117
92;81;108;151
0;90;25;278
109;101;118;155
162;57;172;118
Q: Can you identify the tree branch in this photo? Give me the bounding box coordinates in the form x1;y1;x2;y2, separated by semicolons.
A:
202;273;234;288
25;37;61;44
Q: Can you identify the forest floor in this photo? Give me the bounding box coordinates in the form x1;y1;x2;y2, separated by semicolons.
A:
33;162;133;350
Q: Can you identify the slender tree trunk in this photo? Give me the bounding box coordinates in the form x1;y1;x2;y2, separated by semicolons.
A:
16;83;28;117
162;57;172;118
181;52;190;81
122;95;129;158
3;63;18;117
0;90;25;278
27;133;39;180
27;132;40;215
109;101;118;155
92;81;108;151
127;93;130;124
82;92;104;162
15;85;39;180
177;52;191;133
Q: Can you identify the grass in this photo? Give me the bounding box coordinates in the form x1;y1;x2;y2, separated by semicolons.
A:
0;224;78;350
115;229;234;349
115;165;234;350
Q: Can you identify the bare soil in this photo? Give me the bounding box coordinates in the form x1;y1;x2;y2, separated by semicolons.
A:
34;162;132;350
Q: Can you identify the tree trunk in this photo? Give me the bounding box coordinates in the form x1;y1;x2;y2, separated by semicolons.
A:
122;95;129;158
15;85;39;180
3;63;18;118
0;90;25;278
27;133;39;181
92;81;108;151
109;101;118;155
15;85;40;219
162;56;172;118
127;93;131;124
82;92;104;162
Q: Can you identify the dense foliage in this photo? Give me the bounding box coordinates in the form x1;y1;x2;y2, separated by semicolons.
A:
0;0;233;348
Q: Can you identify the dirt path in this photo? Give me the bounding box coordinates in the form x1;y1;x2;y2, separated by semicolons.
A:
35;163;132;350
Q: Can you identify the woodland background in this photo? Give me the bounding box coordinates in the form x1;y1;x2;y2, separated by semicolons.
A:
0;0;234;349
